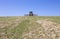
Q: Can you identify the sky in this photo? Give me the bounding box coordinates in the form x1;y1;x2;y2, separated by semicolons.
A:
0;0;60;16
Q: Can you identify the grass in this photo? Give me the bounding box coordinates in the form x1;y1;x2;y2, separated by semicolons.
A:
0;16;60;39
4;20;30;39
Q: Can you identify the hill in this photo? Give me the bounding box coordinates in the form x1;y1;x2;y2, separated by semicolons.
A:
0;16;60;39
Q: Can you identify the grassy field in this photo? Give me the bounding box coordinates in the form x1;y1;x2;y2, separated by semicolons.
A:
0;16;60;39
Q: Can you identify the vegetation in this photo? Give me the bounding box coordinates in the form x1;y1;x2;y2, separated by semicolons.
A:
0;16;60;39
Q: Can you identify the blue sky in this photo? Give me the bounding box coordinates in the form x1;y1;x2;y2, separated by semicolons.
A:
0;0;60;16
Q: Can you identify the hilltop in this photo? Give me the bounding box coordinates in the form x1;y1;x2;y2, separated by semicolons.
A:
0;16;60;39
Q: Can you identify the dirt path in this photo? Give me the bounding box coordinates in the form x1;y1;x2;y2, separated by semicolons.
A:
36;19;60;39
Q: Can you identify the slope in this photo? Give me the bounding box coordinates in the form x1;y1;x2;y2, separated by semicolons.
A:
0;16;60;39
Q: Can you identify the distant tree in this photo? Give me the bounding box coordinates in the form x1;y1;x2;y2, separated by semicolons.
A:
29;11;33;16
